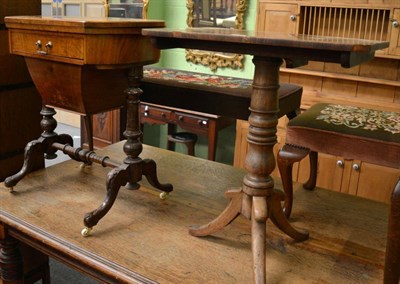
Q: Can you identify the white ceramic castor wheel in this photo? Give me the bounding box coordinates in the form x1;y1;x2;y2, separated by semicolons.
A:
81;227;92;237
159;191;169;200
80;162;91;169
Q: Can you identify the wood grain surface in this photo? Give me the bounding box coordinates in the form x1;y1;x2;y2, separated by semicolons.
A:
0;142;388;283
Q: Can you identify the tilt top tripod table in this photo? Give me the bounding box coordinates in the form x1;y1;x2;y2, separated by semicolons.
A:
142;27;389;283
4;16;172;236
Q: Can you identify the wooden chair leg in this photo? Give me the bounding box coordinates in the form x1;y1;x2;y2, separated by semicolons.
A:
384;178;400;284
303;150;318;190
277;144;310;218
83;115;94;151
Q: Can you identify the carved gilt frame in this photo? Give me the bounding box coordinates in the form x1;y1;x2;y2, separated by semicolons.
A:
103;0;150;19
186;0;247;71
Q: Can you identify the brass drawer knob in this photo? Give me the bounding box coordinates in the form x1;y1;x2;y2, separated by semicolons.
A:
36;41;53;55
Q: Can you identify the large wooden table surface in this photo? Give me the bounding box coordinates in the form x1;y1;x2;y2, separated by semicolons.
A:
0;142;388;283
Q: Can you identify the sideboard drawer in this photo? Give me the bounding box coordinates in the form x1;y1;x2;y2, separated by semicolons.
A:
8;30;84;62
175;112;209;130
141;104;172;123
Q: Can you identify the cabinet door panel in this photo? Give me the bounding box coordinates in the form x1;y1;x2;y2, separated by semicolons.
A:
389;9;400;56
257;3;298;34
297;153;343;192
356;163;400;204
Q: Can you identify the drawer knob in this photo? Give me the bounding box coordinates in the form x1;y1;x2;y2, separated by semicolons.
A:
392;19;399;28
197;120;208;126
161;112;166;118
36;41;53;55
178;115;184;121
352;163;360;171
45;41;53;49
336;160;344;168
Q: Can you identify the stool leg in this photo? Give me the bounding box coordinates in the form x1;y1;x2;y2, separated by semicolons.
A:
186;141;195;156
277;144;310;218
384;178;400;284
303;151;318;190
167;124;176;151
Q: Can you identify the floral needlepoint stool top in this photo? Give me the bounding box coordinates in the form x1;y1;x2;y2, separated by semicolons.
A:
316;104;400;135
289;103;400;144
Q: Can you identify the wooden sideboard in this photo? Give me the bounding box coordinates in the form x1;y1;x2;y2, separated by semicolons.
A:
140;103;234;161
82;103;234;161
234;0;400;204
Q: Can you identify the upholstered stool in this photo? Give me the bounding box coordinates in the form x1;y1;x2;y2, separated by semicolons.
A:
277;103;400;283
167;132;198;156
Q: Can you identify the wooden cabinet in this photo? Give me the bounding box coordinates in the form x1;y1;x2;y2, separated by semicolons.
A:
295;155;400;204
256;3;297;34
0;0;43;181
141;103;234;161
234;0;400;203
389;9;400;56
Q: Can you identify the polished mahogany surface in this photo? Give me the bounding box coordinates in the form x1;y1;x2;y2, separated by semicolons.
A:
142;27;389;67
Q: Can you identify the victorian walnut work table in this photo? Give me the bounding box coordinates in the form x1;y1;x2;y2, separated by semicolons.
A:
141;27;389;283
3;16;171;236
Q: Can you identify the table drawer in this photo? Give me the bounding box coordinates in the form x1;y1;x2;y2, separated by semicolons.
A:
175;112;209;130
141;104;172;123
8;30;84;61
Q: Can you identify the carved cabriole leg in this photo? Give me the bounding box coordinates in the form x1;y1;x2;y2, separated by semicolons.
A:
5;106;73;190
82;164;129;235
277;144;310;218
384;179;400;284
0;225;23;283
303;151;318;190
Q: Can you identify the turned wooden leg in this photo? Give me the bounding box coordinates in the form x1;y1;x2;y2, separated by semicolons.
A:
303;151;318;190
0;226;23;283
384;178;400;284
122;67;172;193
252;197;267;284
83;115;94;151
277;144;310;218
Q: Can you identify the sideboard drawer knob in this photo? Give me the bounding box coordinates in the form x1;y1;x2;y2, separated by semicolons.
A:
336;160;344;168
